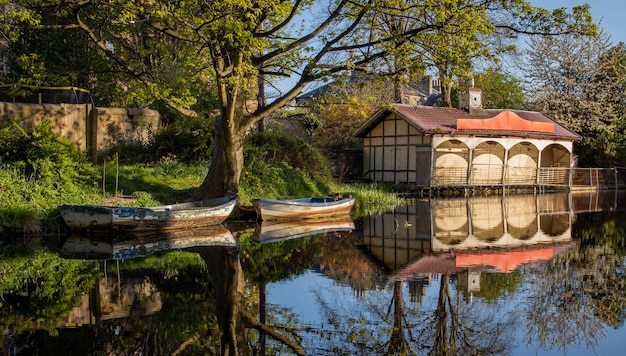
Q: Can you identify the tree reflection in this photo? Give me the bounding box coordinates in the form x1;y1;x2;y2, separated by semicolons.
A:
524;212;626;352
414;274;513;355
385;280;410;354
304;233;515;355
199;226;321;355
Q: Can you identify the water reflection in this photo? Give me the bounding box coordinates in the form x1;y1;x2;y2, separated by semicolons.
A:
362;192;616;274
61;224;236;260
2;191;626;355
252;216;355;244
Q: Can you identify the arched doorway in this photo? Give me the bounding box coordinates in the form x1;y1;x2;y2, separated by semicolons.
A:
541;144;571;167
506;142;539;185
540;144;572;186
432;140;470;186
470;141;505;185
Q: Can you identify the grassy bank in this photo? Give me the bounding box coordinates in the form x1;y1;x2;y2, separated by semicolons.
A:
0;120;407;235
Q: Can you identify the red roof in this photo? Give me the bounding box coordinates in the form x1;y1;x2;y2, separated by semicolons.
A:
354;104;581;140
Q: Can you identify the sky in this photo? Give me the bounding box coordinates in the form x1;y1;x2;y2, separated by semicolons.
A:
531;0;626;45
276;1;626;99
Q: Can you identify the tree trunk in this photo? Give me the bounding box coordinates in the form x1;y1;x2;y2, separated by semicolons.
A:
197;246;248;355
438;65;453;108
188;111;244;201
386;280;408;354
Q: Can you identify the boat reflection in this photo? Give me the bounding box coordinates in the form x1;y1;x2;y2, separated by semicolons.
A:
252;215;356;244
55;225;238;325
361;192;621;283
60;224;236;260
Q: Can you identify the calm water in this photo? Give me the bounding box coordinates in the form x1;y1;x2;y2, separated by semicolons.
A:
2;191;626;355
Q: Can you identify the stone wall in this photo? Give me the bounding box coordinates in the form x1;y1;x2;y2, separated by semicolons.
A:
92;107;160;155
0;102;160;160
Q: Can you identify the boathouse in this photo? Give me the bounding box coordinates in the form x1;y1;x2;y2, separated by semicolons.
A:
353;88;583;190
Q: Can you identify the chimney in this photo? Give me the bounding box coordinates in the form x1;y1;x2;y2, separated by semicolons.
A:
459;78;484;115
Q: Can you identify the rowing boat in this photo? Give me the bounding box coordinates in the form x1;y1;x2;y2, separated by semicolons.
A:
253;195;355;221
58;195;238;232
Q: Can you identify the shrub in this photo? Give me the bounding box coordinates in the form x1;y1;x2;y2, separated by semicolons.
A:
0;118;102;233
0;117;99;186
244;130;333;179
144;116;215;164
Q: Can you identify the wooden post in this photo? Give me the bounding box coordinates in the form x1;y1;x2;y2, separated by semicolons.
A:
115;152;119;198
102;158;106;196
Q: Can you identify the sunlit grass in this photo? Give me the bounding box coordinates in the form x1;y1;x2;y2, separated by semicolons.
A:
102;159;207;204
331;182;409;217
2;157;408;235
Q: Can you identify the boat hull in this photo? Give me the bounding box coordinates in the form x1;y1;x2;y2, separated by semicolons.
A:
253;197;355;221
253;216;355;243
61;224;237;260
59;196;238;232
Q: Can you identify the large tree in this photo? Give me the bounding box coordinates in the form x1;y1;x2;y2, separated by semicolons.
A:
6;0;596;199
525;31;626;167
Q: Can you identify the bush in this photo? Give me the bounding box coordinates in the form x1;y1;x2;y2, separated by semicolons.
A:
238;131;334;203
244;130;333;179
144;116;215;164
0;117;99;186
0;118;102;233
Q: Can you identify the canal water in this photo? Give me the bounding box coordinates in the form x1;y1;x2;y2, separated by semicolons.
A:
1;191;626;355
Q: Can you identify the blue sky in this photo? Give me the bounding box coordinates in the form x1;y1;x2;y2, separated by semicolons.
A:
275;1;625;98
531;0;626;45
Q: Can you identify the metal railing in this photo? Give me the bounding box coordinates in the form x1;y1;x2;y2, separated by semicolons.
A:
431;165;624;190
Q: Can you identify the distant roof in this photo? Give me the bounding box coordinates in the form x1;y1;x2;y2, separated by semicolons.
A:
354;104;581;140
422;91;442;106
297;75;431;103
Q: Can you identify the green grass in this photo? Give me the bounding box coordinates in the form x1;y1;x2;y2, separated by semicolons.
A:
1;159;407;235
102;159;207;204
0;126;407;235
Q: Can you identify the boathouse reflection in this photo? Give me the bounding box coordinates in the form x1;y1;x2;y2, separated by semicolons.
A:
360;192;620;298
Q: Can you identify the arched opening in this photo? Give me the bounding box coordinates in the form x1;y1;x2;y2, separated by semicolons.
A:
539;144;572;186
541;144;571;167
432;199;469;246
540;214;570;236
432;140;470;186
471;141;505;185
506;195;538;240
470;196;505;242
506;142;539;185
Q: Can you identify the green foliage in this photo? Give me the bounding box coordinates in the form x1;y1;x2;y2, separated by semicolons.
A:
0;117;98;184
330;182;407;217
474;67;526;109
244;130;333;180
240;130;334;203
102;160;206;204
300;114;324;136
0;118;102;232
238;228;323;283
143;116;216;164
0;248;99;334
10;53;74;88
476;272;523;302
104;116;215;165
314;101;377;149
239;159;330;205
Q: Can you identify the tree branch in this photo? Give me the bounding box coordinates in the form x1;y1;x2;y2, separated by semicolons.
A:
241;310;305;355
